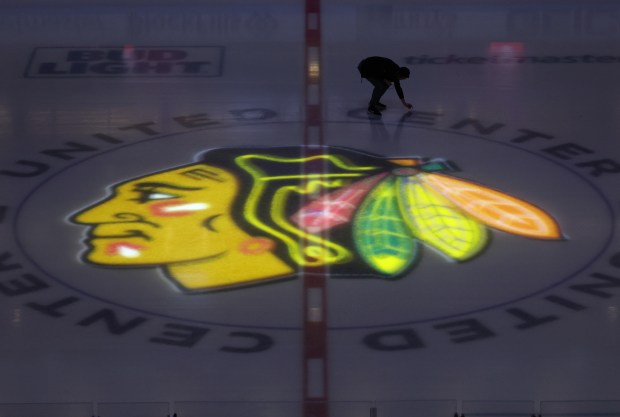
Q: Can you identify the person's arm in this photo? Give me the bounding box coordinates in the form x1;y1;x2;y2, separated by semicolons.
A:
394;80;413;109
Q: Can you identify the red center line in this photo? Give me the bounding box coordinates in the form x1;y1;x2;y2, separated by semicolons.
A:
304;0;323;148
303;1;329;417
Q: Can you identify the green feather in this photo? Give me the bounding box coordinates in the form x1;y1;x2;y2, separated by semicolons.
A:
353;177;418;276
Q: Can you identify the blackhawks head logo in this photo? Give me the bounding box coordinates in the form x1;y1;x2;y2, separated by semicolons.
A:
71;146;562;292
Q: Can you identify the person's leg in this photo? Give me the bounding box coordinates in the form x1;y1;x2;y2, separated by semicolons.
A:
366;77;389;109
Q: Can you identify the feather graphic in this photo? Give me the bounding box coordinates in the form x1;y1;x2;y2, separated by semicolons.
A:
420;173;561;239
291;173;389;233
398;176;488;261
353;176;418;276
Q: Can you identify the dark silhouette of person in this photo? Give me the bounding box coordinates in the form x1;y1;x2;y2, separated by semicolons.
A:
358;56;413;116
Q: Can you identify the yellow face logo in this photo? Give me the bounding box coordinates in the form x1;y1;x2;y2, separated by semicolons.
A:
73;164;239;264
71;163;294;291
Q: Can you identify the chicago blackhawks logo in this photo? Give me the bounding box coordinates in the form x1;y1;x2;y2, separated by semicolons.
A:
71;146;562;293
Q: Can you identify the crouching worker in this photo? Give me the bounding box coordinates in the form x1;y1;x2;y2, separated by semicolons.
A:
358;56;413;116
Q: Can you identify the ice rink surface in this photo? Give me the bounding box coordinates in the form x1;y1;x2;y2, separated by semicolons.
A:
1;0;620;416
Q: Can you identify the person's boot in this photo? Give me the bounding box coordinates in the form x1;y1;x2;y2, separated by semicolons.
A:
376;102;387;109
367;105;382;116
